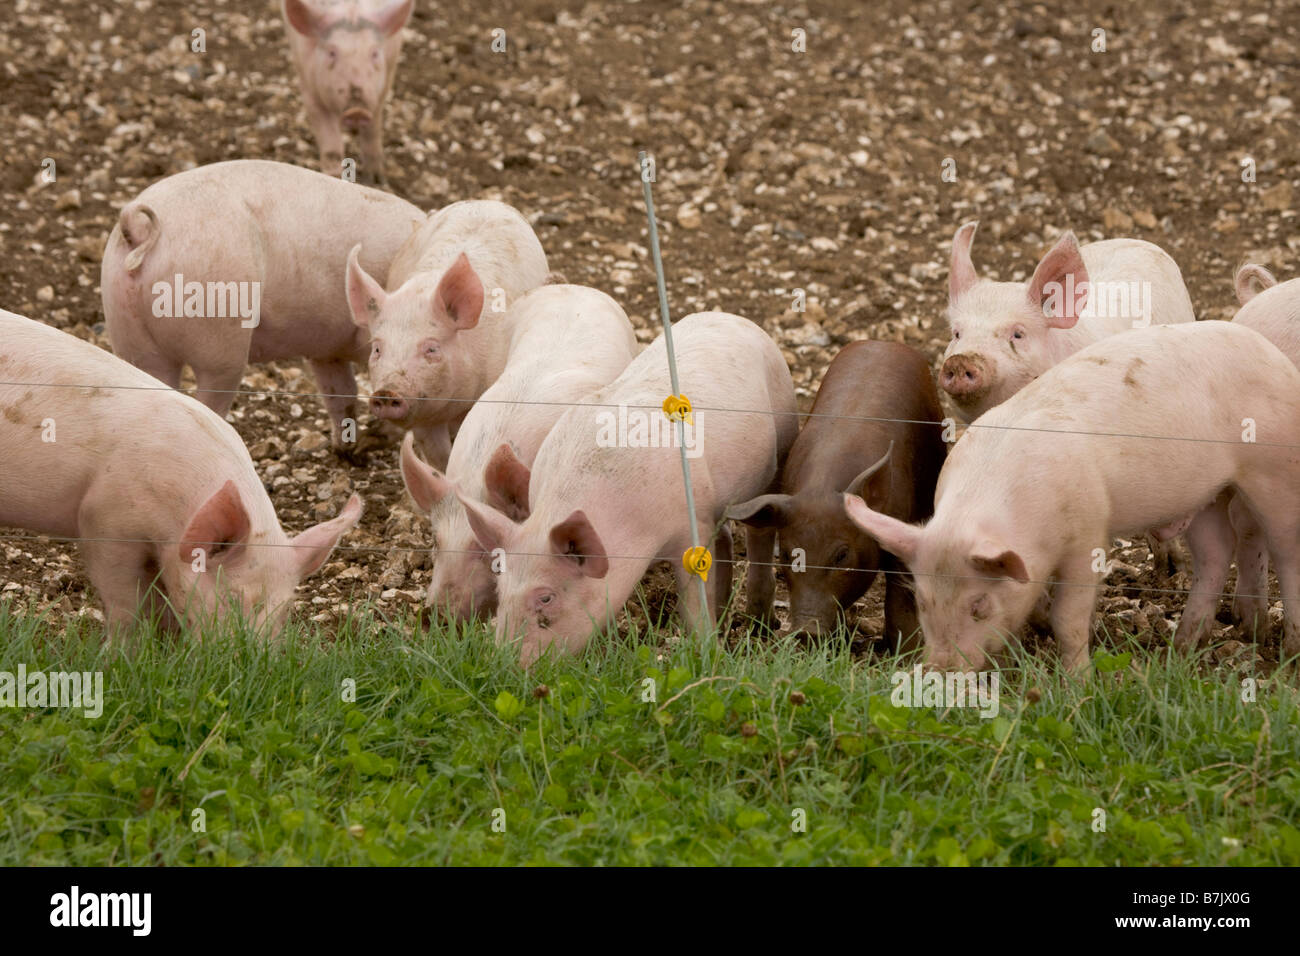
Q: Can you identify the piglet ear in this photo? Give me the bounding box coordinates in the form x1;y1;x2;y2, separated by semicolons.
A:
949;220;980;303
458;493;515;554
433;253;486;331
844;441;893;511
400;432;453;513
179;481;253;564
843;494;921;566
549;511;609;579
1027;231;1089;329
346;244;387;330
969;546;1030;584
284;0;328;37
725;494;793;529
372;0;414;37
289;495;363;577
484;444;532;522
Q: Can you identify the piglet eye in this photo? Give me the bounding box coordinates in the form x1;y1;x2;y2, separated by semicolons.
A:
540;593;553;606
1012;329;1024;340
832;546;850;566
953;330;961;340
971;595;991;621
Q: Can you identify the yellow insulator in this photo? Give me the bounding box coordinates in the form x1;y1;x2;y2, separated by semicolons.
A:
662;393;694;425
682;546;712;582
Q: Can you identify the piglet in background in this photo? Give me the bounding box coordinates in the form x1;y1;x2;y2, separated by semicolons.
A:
1214;264;1299;641
100;160;422;456
939;221;1197;582
459;312;797;666
400;285;639;621
0;310;362;637
728;341;945;650
282;0;414;186
846;322;1300;672
347;200;551;469
939;221;1195;422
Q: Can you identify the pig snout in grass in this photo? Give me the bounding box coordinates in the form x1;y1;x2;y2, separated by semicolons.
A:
346;200;551;471
727;340;946;651
459;312;797;667
846;321;1300;672
100;160;422;458
174;485;364;637
282;0;413;186
400;433;497;622
940;219;1196;424
398;285;639;623
0;309;364;639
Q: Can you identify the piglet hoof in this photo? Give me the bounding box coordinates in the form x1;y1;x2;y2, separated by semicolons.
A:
1171;619;1205;653
1230;602;1269;643
1282;629;1300;665
333;442;366;465
1061;653;1093;679
886;627;924;657
333;431;384;464
1144;535;1179;585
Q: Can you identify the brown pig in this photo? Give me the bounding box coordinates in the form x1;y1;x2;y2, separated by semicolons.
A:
727;341;946;649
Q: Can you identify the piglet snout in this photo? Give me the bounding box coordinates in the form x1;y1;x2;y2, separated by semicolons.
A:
924;647;988;672
939;353;989;402
432;581;493;624
369;389;409;419
341;106;373;132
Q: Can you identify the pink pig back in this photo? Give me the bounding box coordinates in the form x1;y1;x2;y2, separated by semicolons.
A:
1232;277;1300;370
101;160;422;368
528;311;796;551
385;200;550;294
937;321;1300;540
0;309;280;545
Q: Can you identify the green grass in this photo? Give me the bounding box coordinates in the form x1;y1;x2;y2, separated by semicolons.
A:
1;603;1298;865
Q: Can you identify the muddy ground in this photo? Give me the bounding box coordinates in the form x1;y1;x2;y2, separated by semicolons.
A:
1;0;1298;665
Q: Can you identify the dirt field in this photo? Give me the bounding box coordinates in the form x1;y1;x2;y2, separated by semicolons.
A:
2;0;1298;662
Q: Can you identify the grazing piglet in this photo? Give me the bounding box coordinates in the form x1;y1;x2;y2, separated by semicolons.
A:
399;285;639;621
282;0;414;186
727;341;946;649
101;160;422;455
939;221;1195;422
346;200;550;469
845;321;1300;671
457;312;798;666
0;310;363;635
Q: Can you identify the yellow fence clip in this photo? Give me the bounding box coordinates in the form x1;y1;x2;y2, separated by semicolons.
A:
662;393;693;425
683;546;712;583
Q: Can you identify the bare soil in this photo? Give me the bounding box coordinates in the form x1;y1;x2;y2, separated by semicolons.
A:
1;0;1297;666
